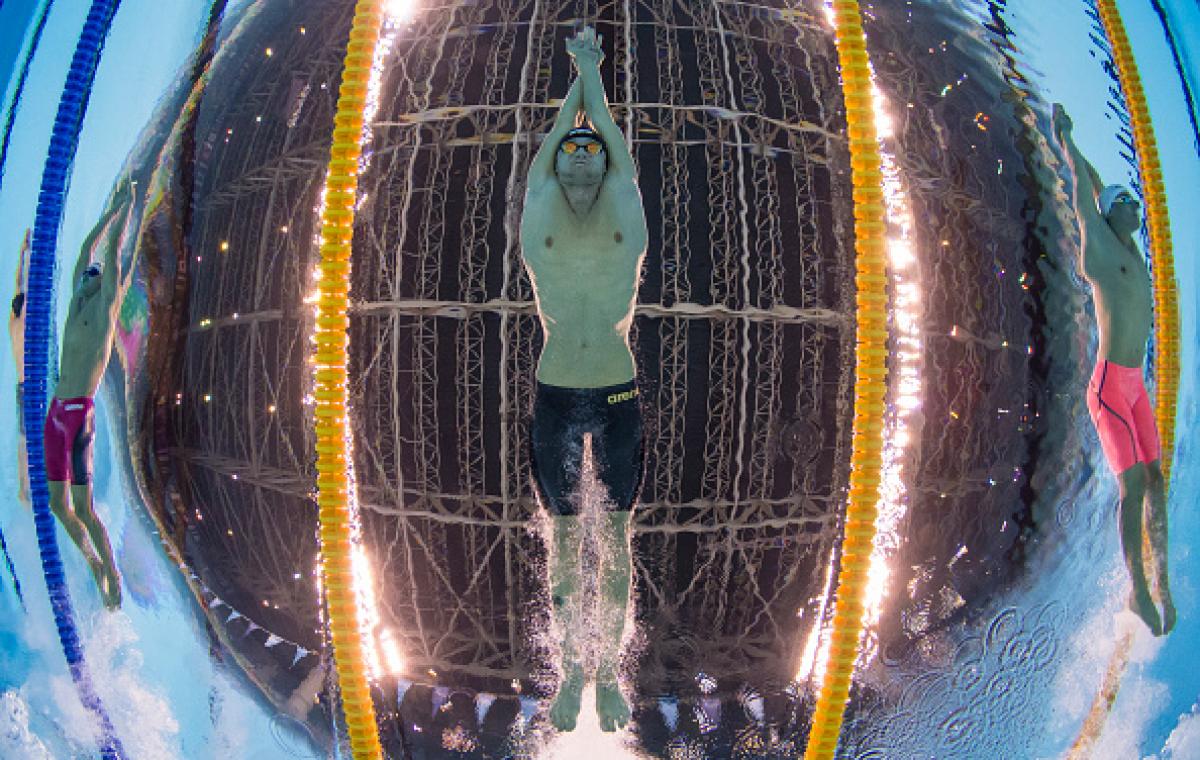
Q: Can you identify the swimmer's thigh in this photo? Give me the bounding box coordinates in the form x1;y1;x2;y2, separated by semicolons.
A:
1087;375;1138;476
43;407;72;483
531;393;582;516
594;401;644;511
70;408;96;487
1128;385;1161;465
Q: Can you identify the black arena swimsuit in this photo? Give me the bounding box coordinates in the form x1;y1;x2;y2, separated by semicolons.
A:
529;380;645;517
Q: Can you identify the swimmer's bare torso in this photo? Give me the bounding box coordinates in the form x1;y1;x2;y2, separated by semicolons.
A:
1055;104;1152;367
1080;222;1153;368
519;26;647;390
57;184;132;400
57;288;120;399
521;179;647;388
7;309;23;380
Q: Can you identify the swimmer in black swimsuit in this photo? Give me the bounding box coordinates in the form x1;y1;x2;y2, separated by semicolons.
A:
520;27;648;731
530;382;644;518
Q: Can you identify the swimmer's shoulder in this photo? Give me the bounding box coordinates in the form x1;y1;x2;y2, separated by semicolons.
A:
596;178;648;250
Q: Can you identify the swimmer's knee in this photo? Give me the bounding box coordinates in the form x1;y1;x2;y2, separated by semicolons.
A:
47;483;69;516
1118;462;1146;499
1145;459;1164;488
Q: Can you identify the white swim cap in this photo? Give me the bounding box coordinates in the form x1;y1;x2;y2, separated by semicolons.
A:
1098;184;1135;216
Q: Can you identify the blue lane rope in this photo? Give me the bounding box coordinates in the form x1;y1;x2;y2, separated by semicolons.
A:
22;1;127;758
0;0;55;198
0;524;25;609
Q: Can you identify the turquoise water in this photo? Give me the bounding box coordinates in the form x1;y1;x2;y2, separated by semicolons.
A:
0;0;1197;758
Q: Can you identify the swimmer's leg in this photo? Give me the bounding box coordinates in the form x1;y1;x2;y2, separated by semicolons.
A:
1143;459;1173;634
596;509;632;732
550;513;584;731
48;480;108;601
71;482;120;609
1118;462;1160;635
17;435;28;506
16;385;28;504
70;414;120;608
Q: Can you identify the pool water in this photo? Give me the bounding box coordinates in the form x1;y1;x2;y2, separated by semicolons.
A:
0;0;1198;758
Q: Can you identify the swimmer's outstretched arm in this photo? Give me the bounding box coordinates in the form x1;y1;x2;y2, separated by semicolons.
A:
570;28;636;181
70;178;133;286
1053;104;1103;217
1053;103;1111;274
527;77;585;192
100;183;136;308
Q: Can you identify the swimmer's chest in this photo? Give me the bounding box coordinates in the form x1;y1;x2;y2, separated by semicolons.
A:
62;297;111;349
1085;238;1152;310
522;204;644;285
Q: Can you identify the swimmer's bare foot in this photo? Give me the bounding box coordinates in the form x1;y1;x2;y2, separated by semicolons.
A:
102;564;122;609
595;672;630;732
85;556;113;606
551;662;584;732
1130;588;1162;636
1161;594;1177;635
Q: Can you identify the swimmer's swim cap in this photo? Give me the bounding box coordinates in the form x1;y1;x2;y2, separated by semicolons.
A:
1099;184;1136;216
560;126;603;146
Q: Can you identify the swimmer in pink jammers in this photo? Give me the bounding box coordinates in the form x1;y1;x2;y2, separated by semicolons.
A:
44;177;134;609
1052;103;1174;636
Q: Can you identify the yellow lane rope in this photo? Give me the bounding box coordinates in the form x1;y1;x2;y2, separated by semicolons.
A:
313;2;385;757
1096;0;1180;484
1069;3;1179;757
803;1;889;758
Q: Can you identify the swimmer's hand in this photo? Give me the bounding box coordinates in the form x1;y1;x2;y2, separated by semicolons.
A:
1052;103;1073;141
567;25;603;68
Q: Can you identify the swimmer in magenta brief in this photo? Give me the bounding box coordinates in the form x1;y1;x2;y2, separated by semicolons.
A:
1053;104;1174;636
44;178;134;609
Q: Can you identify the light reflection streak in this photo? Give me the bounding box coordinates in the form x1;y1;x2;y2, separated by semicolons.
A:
858;73;923;662
800;0;925;685
796;549;838;684
386;0;417;22
306;6;415;685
